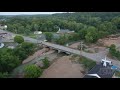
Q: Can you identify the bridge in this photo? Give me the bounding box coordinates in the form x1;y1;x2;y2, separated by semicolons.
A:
39;41;98;62
39;41;120;69
40;41;80;54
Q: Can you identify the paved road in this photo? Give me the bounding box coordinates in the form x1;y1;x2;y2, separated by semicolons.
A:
1;29;120;68
0;29;38;43
37;42;120;69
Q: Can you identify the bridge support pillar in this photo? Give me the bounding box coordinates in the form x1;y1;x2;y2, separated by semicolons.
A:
65;52;71;55
58;50;61;53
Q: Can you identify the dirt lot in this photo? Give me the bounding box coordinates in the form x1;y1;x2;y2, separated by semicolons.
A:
68;41;106;53
98;37;120;47
68;42;80;49
40;56;85;78
22;48;50;64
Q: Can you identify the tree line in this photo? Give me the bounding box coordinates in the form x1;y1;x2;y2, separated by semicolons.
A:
2;12;120;44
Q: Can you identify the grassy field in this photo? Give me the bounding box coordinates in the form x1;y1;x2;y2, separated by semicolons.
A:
78;56;96;70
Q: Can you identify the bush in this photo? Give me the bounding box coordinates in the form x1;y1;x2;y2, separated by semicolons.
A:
14;35;24;44
44;32;53;42
109;44;120;60
21;42;35;55
24;65;42;78
42;57;50;69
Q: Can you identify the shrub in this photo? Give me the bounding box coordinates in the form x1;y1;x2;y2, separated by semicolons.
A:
24;65;42;78
14;35;24;44
42;57;50;69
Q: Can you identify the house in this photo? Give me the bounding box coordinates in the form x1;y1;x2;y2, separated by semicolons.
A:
56;28;74;34
34;31;42;34
0;24;7;30
84;58;115;78
83;63;115;78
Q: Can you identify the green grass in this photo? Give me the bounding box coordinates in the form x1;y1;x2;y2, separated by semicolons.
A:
78;57;96;70
115;71;120;77
27;33;37;39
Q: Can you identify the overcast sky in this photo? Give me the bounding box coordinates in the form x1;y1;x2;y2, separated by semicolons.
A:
0;12;66;15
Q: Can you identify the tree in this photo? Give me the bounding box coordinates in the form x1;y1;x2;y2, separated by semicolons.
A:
14;35;24;44
24;65;42;78
42;57;50;69
24;25;31;35
21;42;35;55
0;72;8;78
109;44;117;56
98;31;109;39
78;27;87;40
0;48;21;72
55;34;68;45
34;24;39;31
18;26;24;34
44;32;53;42
85;26;99;43
13;47;27;61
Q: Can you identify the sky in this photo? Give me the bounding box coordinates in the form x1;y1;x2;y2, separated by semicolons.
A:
0;12;65;15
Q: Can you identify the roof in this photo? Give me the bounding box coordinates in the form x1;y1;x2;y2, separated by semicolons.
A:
57;29;74;33
84;63;115;78
34;31;42;34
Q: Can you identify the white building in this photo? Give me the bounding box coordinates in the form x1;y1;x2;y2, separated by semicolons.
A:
34;31;42;35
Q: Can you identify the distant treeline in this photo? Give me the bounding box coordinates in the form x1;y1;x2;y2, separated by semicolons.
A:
1;12;120;42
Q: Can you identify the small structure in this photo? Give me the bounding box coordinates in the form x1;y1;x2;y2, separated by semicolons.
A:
34;31;42;35
56;28;74;34
0;33;7;48
0;24;7;30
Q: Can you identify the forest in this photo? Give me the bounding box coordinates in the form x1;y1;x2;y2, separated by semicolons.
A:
0;12;120;44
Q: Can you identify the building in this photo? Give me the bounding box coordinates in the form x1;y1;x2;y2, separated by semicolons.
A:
0;24;7;30
83;63;115;78
84;57;115;78
56;28;74;34
34;31;42;35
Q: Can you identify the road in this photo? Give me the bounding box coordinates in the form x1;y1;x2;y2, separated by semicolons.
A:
1;29;120;68
0;29;38;43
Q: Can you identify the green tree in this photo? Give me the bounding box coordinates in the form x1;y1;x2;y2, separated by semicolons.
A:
24;65;42;78
34;24;39;31
109;44;116;56
55;34;68;45
24;25;31;35
0;72;8;78
13;47;27;61
14;35;24;44
0;48;21;72
44;32;53;42
21;42;35;55
78;27;87;40
85;26;99;43
18;26;24;34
